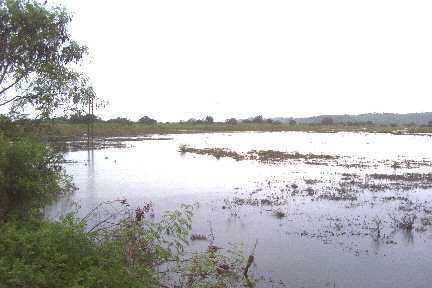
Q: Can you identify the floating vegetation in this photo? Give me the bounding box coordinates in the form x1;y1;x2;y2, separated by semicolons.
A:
273;210;286;218
389;213;417;230
178;139;432;256
179;145;245;161
178;146;432;175
67;140;131;151
247;149;338;163
369;173;432;181
260;199;274;205
318;190;358;201
66;136;173;151
190;234;208;241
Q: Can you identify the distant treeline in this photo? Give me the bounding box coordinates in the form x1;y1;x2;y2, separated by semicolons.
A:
49;114;158;125
48;112;432;127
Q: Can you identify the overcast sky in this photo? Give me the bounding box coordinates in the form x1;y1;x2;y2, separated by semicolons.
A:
52;0;432;122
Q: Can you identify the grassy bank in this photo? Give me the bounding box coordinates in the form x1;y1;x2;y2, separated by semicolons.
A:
49;123;432;139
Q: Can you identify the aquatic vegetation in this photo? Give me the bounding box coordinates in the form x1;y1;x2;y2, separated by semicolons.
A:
190;234;208;241
389;213;417;231
179;145;245;161
260;199;273;205
247;149;338;163
50;130;432;286
273;210;286;219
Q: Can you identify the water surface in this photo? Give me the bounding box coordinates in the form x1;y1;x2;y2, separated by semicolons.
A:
48;132;432;287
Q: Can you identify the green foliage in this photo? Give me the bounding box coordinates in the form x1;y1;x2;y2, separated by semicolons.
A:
0;198;256;287
138;116;157;125
0;136;73;220
0;0;101;118
204;116;214;124
106;117;134;125
321;116;334;125
100;203;193;268
0;115;42;140
225;118;238;125
182;116;214;125
185;118;199;125
69;113;101;124
251;115;264;124
0;213;157;288
174;243;256;288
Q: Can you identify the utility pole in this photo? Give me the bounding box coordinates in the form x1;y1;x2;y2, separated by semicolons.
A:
87;96;94;148
91;97;94;143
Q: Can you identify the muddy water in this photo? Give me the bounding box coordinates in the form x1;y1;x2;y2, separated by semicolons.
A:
47;132;432;288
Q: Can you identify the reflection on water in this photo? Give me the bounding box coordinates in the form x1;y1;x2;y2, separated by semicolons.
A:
47;132;432;288
86;149;95;200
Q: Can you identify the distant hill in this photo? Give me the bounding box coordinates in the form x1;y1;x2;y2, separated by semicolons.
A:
274;112;432;126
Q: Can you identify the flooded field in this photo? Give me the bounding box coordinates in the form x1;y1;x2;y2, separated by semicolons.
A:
47;131;432;287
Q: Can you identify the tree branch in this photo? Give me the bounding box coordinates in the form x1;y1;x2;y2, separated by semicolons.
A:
0;73;27;96
0;63;12;85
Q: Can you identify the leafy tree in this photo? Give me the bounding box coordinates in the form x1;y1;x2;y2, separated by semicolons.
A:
204;116;214;124
186;118;198;125
0;0;100;118
107;117;133;125
321;116;334;125
138;116;157;125
252;115;264;124
289;119;297;125
225;118;237;125
69;112;100;124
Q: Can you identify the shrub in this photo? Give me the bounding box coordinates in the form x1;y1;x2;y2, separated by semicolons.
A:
0;137;74;220
389;213;417;230
0;214;156;288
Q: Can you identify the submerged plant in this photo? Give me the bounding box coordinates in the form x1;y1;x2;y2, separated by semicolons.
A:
191;234;208;241
389;213;417;230
174;243;258;288
372;217;383;240
273;210;286;219
179;144;190;152
75;200;258;287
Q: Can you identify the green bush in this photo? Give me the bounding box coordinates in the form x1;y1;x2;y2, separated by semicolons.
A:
0;136;74;220
0;214;157;288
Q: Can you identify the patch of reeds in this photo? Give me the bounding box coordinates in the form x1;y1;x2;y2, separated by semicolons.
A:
389;213;417;230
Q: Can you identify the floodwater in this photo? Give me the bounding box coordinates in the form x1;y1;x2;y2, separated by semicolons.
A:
47;131;432;288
